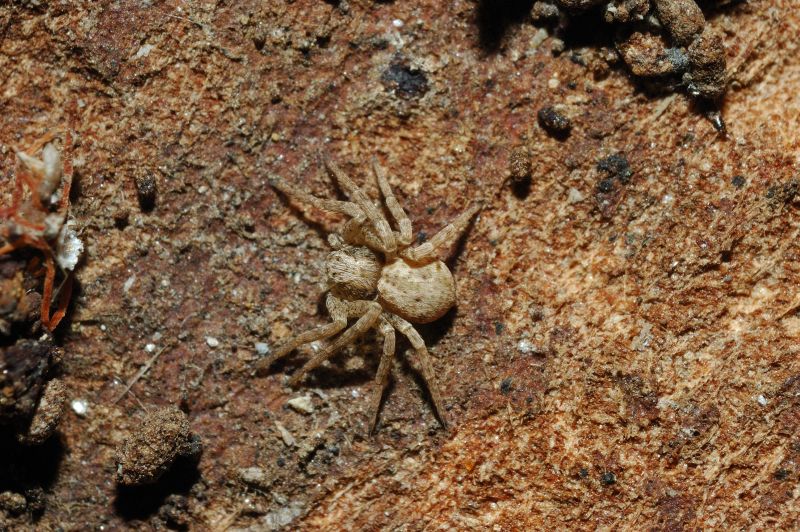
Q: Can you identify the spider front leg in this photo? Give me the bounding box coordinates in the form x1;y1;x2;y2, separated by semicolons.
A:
368;315;396;434
401;203;481;263
323;157;397;253
256;293;349;375
372;158;413;247
385;314;448;429
287;300;382;387
269;176;367;224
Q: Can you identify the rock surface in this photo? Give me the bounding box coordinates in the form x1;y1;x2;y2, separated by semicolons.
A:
0;0;799;529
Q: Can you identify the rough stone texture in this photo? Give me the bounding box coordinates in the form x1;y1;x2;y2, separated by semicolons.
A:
0;338;58;424
0;0;799;529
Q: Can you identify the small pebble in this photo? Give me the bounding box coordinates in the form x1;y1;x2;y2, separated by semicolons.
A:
568;187;584;203
287;395;314;414
206;336;220;348
274;420;296;447
757;395;767;406
537;106;572;135
239;467;271;489
255;342;270;355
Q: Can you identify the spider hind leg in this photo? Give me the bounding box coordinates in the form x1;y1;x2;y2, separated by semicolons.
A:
255;294;348;375
368;316;396;434
286;301;382;387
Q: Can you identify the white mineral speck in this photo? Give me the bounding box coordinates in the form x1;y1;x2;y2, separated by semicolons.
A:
135;43;154;58
517;339;534;353
757;395;767;406
255;342;270;355
71;399;88;417
206;336;220;348
123;274;136;293
392;19;404;28
145;343;156;353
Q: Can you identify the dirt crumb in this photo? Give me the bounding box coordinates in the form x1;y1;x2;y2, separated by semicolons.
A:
509;145;532;181
115;407;202;487
652;0;705;46
17;378;66;445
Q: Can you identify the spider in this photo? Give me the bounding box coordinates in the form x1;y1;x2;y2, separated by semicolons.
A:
258;156;480;433
0;115;80;332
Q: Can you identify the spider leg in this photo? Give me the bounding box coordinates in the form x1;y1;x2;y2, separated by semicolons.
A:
368;315;396;434
45;273;74;331
323;157;397;253
256;294;349;374
400;203;481;263
287;300;382;387
372;158;413;247
0;235;60;330
21;130;58;155
270;176;367;224
385;314;448;429
0;242;18;255
3;234;59;329
0;233;46;256
39;255;56;330
15;159;44;211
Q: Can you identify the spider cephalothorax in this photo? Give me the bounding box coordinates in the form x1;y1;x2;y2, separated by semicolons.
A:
259;156;479;432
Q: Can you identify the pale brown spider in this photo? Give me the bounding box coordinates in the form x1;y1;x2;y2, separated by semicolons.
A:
259;157;479;433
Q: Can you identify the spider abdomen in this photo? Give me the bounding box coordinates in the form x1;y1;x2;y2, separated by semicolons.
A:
377;259;456;324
